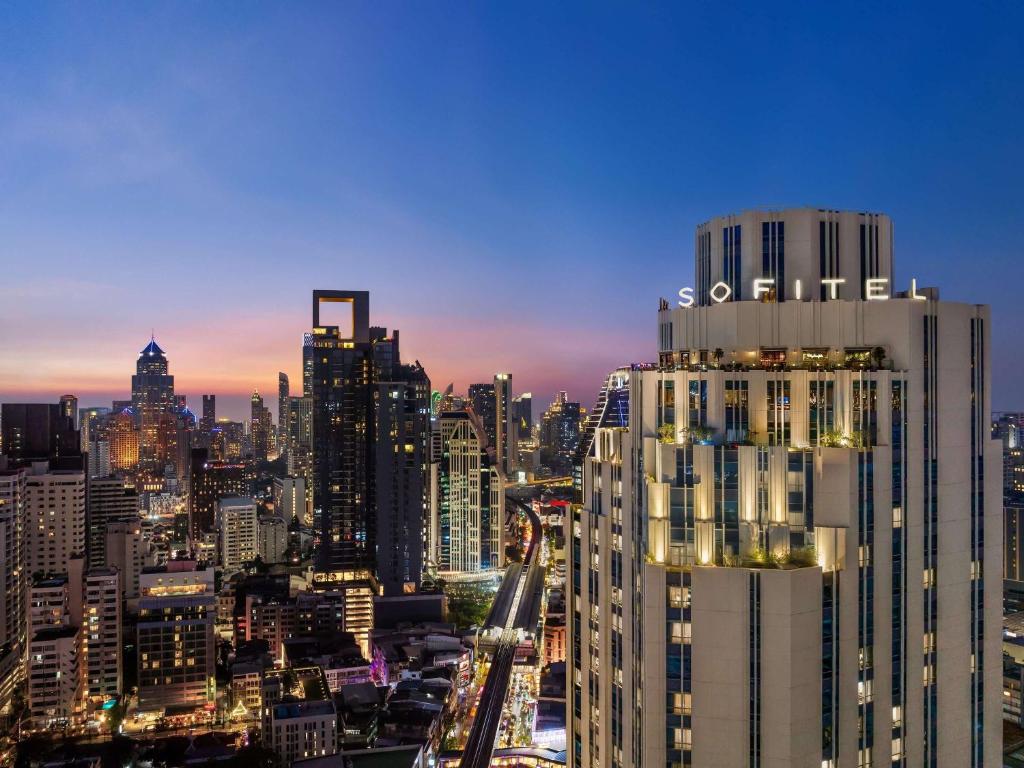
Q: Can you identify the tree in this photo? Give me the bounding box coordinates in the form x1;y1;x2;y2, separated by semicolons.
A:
657;423;675;443
712;348;725;368
871;346;886;370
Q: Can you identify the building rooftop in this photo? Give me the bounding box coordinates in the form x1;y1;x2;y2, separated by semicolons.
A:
273;699;336;720
139;337;165;357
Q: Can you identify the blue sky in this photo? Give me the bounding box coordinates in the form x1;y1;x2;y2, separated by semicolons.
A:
1;2;1022;418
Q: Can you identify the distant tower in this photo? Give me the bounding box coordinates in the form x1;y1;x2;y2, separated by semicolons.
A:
58;395;78;429
494;373;513;476
131;337;174;471
277;373;290;459
200;395;216;434
250;391;270;462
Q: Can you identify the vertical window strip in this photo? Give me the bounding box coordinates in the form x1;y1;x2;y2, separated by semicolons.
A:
923;314;938;767
969;317;986;766
749;571;761;768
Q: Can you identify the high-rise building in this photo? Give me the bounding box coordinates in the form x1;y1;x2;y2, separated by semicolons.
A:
259;516;289;564
0;469;26;659
79;406;111;453
286;396;313;518
25;466;86;576
86;476;138;567
88;439;111;479
433;411;503;572
994;412;1024;504
273;476;305;523
494;373;514;476
189;448;250;542
540;392;582;476
200;395;216;435
309;290;435;641
250;390;271;462
58;395;78;429
1;403;80;466
572;368;633;500
83;568;121;701
211;419;245;462
512;392;533;446
569;208;1000;768
302;332;315;398
131;337;175;471
137;561;215;711
217;497;259;575
375;362;431;595
278;372;290;458
105;519;152;606
108;408;139;472
310;290;376;577
309;292;434;590
468;382;497;451
26;575;83;731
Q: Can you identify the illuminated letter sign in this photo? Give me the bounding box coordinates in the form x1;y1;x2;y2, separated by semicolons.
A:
709;281;732;303
753;278;774;299
820;278;846;299
671;278;929;306
865;278;889;300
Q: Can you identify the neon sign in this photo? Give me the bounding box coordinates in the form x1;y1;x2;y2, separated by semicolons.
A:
677;278;928;307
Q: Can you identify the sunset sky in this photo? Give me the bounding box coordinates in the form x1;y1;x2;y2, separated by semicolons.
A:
2;3;1023;420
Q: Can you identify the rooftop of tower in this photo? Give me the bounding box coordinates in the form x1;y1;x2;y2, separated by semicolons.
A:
139;336;165;358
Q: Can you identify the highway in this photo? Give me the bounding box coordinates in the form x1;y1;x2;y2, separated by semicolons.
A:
459;496;542;768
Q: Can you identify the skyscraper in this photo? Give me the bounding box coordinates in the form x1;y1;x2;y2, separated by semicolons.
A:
200;395;216;437
540;392;582;476
107;408;139;472
131;337;175;472
189;448;250;542
569;208;999;767
278;372;290;459
0;469;26;660
468;382;497;451
308;290;432;603
25;466;86;576
85;476;138;567
433;411;503;573
512;392;533;445
494;373;514;476
83;568;121;702
1;403;80;466
78;406;111;453
375;361;431;595
58;395;78;429
286;396;314;519
310;291;376;577
250;390;271;462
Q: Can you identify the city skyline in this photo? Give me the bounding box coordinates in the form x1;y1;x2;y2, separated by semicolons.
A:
2;4;1024;415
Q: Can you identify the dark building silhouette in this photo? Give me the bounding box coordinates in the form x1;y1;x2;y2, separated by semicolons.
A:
309;290;431;596
1;402;81;467
189;448;250;542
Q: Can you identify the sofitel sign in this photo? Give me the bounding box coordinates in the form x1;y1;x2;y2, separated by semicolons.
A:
677;278;929;307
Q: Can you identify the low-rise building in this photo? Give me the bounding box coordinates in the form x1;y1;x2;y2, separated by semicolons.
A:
262;666;337;764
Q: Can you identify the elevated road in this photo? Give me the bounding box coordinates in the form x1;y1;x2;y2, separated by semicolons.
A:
460;496;543;768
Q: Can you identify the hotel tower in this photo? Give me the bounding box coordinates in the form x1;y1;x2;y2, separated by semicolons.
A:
569;208;1000;768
